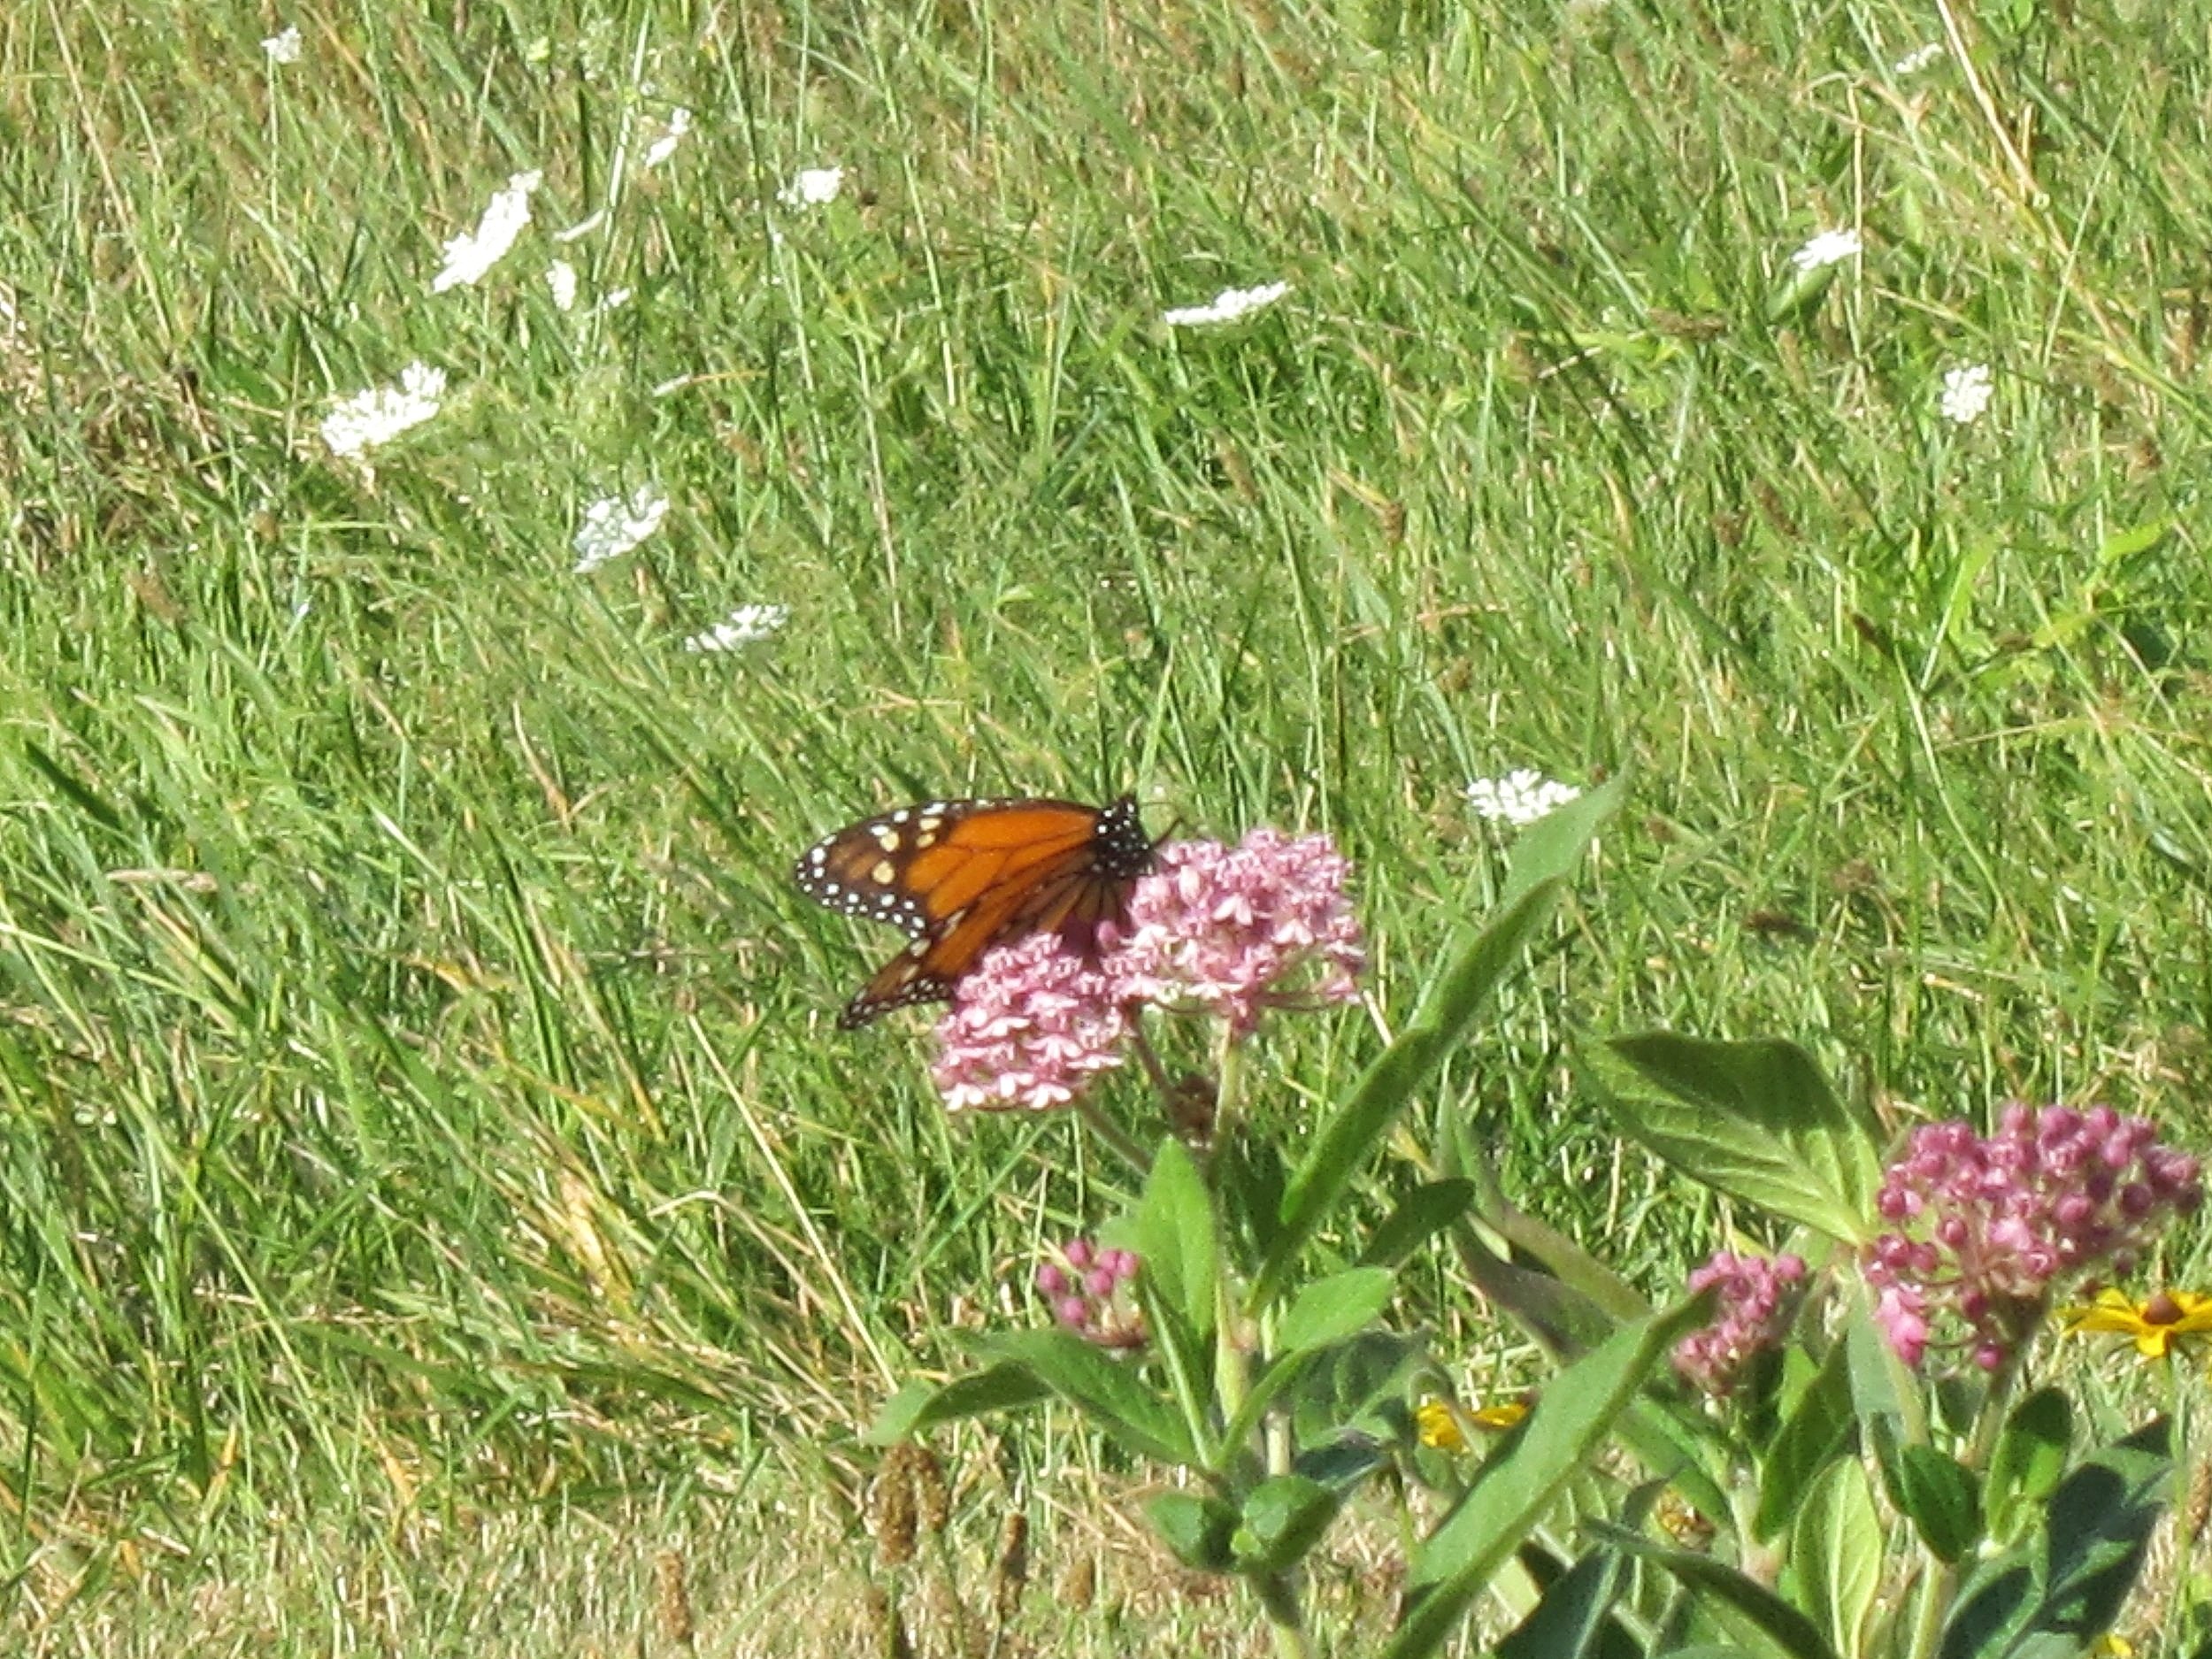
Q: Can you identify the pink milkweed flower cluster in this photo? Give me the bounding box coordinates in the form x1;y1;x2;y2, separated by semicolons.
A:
1035;1238;1144;1348
930;933;1134;1112
1115;830;1364;1038
930;830;1363;1111
1863;1104;2202;1371
1672;1250;1808;1398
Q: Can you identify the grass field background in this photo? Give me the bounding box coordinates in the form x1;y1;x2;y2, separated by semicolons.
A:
3;0;2209;1651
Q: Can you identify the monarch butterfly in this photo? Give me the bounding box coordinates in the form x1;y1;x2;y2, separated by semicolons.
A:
794;795;1155;1028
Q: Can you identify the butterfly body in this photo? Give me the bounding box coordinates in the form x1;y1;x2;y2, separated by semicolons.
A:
795;795;1153;1027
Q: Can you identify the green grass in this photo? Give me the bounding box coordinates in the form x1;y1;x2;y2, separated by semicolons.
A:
3;0;2211;1649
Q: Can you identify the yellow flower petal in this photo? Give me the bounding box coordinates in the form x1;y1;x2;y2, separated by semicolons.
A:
1415;1399;1467;1454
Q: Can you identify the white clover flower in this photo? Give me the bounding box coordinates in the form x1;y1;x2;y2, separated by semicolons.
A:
320;362;447;460
1939;362;1993;425
682;604;788;652
545;259;578;312
1788;228;1863;273
643;107;692;169
596;287;633;313
430;170;542;294
262;25;303;64
778;165;845;207
1162;280;1292;327
1465;770;1583;828
1892;42;1944;74
572;486;669;574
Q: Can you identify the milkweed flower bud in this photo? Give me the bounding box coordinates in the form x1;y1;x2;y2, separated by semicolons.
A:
1672;1251;1808;1397
1034;1238;1143;1348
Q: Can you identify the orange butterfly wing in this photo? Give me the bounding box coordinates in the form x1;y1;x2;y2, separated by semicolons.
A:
794;795;1152;1027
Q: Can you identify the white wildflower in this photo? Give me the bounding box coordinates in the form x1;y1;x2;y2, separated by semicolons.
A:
1892;42;1944;74
1788;228;1863;273
430;170;542;294
320;362;447;460
572;486;669;574
778;166;845;207
643;107;692;168
262;25;303;64
1162;280;1292;327
682;604;788;652
1465;770;1583;828
1939;362;1993;426
546;260;578;311
596;287;633;313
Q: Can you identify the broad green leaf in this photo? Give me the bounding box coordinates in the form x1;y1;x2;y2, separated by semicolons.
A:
1594;1524;1845;1659
1793;1455;1883;1657
1118;1137;1222;1460
2040;1420;2170;1616
1278;1268;1395;1356
1448;1217;1628;1357
1384;1302;1701;1659
1126;1137;1219;1346
1494;1546;1634;1659
992;1330;1197;1466
1294;1435;1391;1490
1222;1328;1428;1468
1939;1420;2171;1659
866;1364;1052;1445
1588;1033;1883;1244
1286;1328;1427;1447
1984;1388;2070;1542
1235;1474;1340;1573
1890;1445;1982;1564
1754;1337;1856;1542
1147;1491;1237;1573
1216;1134;1288;1258
1359;1179;1476;1269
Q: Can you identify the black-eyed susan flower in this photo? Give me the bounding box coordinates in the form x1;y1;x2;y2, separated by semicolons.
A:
2062;1288;2212;1361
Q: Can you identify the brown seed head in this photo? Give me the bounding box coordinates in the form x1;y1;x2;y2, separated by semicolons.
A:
652;1548;694;1647
911;1445;950;1535
993;1511;1030;1624
874;1448;919;1567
